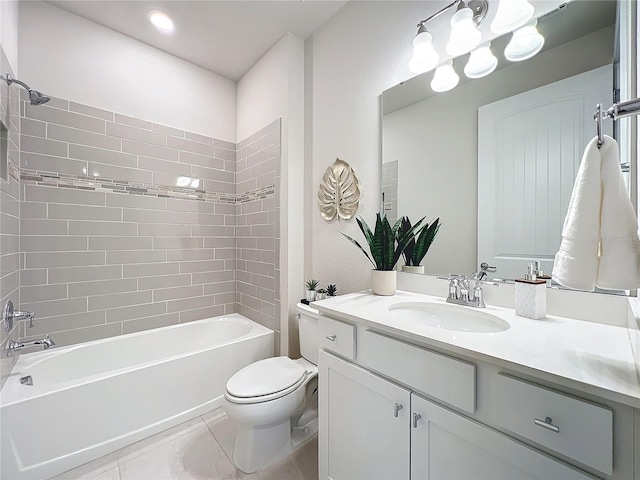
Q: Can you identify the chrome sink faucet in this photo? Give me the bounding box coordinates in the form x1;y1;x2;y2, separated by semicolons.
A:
437;273;498;308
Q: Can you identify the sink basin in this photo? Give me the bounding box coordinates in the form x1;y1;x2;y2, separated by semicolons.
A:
388;302;510;333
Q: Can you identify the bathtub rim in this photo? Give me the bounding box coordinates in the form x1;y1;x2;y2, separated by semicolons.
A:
1;313;273;406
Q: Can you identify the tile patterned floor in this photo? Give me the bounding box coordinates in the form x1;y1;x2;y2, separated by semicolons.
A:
50;409;318;480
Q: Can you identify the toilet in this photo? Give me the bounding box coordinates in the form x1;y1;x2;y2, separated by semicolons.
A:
223;303;319;473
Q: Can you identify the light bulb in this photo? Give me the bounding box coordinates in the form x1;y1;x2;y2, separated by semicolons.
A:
431;61;459;93
490;0;534;34
464;43;498;78
409;30;439;74
446;6;482;56
504;21;544;62
148;10;175;34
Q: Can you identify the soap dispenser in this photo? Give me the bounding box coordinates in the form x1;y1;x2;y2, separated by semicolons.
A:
514;263;547;319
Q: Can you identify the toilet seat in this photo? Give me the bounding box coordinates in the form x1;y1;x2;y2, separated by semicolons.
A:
226;356;307;404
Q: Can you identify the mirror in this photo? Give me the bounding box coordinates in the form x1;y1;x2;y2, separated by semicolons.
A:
382;0;621;287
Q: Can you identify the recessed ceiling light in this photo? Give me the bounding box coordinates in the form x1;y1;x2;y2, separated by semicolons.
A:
147;9;174;34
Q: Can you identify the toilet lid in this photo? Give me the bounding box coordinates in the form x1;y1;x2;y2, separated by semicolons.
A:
226;356;306;398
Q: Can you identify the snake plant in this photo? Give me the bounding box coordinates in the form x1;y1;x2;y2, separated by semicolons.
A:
342;213;424;271
399;216;441;267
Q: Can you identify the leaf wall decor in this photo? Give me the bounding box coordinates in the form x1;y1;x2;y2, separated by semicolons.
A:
318;158;360;221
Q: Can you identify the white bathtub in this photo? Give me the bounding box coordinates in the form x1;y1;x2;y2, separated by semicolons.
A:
0;313;273;480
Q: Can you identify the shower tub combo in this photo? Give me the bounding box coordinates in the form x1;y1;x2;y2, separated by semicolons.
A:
0;313;273;480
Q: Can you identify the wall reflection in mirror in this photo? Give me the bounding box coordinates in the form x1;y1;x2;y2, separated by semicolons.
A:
382;0;624;292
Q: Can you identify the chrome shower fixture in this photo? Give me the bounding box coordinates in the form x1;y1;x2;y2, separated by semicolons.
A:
3;73;50;105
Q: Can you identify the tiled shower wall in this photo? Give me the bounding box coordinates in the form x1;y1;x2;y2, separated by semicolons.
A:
0;46;21;385
15;95;280;348
235;120;281;348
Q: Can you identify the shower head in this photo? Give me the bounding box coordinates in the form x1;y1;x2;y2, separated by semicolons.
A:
28;90;50;106
3;73;50;106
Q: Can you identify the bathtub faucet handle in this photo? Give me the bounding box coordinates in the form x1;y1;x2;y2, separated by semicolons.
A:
14;310;35;328
3;301;36;332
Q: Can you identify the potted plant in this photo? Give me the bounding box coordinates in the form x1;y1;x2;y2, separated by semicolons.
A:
326;284;338;297
342;213;423;295
315;288;327;300
398;216;441;274
305;278;319;302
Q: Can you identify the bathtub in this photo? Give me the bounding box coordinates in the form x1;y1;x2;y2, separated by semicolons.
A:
0;313;273;480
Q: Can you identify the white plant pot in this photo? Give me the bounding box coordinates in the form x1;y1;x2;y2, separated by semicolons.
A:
371;270;397;296
402;265;425;274
316;292;327;300
306;289;316;302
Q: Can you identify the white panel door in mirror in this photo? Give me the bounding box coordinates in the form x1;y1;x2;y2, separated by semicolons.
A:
477;65;612;280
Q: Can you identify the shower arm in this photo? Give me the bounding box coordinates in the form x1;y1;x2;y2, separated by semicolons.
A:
4;73;33;92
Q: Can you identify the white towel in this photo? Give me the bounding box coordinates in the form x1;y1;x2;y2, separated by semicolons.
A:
552;135;640;291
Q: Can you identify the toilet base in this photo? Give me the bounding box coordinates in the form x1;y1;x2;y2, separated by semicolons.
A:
233;418;293;473
232;411;318;473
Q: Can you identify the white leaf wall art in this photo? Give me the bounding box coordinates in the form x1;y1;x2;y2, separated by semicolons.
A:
318;158;360;221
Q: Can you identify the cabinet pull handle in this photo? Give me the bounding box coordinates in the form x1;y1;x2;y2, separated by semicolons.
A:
393;403;403;417
325;334;336;342
534;417;560;433
412;413;421;428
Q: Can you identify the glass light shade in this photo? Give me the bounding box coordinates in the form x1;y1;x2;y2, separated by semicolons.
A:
504;21;544;62
490;0;534;34
446;7;482;56
464;43;498;78
409;32;440;74
431;61;459;93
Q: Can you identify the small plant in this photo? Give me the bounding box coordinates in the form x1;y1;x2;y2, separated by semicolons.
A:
326;284;338;296
398;216;441;267
315;288;327;300
305;278;320;290
316;288;327;294
341;213;424;271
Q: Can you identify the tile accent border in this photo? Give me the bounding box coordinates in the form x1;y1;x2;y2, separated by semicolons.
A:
19;168;274;205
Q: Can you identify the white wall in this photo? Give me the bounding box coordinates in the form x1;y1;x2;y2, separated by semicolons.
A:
237;33;305;356
306;1;432;293
0;0;18;73
18;1;236;141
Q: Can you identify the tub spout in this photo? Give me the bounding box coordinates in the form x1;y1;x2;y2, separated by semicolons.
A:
4;335;55;356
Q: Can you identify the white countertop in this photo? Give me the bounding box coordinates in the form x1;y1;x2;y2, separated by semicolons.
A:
314;290;640;409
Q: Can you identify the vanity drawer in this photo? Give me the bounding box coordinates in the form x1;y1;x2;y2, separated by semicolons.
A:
357;329;476;414
493;373;613;475
319;315;356;360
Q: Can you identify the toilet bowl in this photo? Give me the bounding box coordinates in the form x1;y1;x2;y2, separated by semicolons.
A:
223;303;319;473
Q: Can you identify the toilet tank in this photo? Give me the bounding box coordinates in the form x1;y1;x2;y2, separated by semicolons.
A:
296;303;319;365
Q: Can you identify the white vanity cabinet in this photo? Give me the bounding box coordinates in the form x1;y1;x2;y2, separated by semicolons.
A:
317;313;632;480
410;394;593;480
319;350;410;479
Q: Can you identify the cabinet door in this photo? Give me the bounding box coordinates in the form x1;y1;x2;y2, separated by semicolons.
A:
410;394;595;480
319;350;410;480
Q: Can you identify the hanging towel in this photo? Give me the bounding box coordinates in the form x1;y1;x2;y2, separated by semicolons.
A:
552;135;640;291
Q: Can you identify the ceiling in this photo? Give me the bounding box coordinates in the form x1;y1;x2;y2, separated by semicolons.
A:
47;0;348;81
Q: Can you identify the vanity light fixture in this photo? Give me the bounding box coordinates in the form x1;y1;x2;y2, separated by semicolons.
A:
490;0;534;34
410;0;487;75
431;60;459;92
410;25;440;74
464;42;498;78
147;9;175;34
504;20;544;62
446;2;483;56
